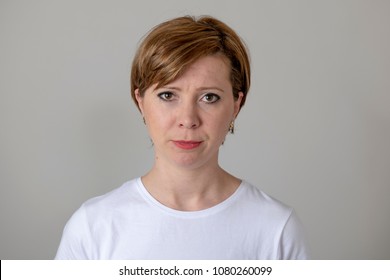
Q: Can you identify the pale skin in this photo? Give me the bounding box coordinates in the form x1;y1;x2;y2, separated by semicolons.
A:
135;54;244;211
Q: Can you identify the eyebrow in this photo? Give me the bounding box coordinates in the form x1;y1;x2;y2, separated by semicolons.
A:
160;86;226;93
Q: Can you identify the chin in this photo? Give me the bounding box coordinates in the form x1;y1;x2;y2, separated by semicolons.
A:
172;154;215;170
173;157;202;169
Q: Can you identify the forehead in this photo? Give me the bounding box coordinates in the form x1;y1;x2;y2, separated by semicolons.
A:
164;55;231;87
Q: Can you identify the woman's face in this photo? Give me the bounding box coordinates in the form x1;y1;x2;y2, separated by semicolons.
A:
135;54;243;170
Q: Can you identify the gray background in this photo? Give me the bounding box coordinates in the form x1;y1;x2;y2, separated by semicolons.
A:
1;0;389;259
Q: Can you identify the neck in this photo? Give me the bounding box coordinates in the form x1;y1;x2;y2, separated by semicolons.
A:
141;161;240;211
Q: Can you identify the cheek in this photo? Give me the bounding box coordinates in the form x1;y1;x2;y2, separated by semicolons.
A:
209;113;231;137
144;107;173;136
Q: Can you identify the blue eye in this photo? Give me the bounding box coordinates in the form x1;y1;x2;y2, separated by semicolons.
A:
157;91;174;101
202;93;220;103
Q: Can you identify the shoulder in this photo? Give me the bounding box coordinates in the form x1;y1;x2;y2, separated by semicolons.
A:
238;180;293;218
55;178;142;259
65;178;142;229
230;180;295;237
238;181;311;259
81;178;140;213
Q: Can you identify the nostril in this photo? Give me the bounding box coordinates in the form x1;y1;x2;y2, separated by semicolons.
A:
178;106;200;128
179;121;199;129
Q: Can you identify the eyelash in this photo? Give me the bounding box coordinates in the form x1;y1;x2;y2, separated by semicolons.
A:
157;91;175;101
157;92;221;104
201;93;220;103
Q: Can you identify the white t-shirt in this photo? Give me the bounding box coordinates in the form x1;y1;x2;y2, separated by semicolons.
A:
55;178;310;259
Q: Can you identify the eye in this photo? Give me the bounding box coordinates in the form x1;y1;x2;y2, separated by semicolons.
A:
201;93;220;104
157;91;174;101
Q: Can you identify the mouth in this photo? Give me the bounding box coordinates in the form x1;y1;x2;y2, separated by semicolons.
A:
172;140;203;150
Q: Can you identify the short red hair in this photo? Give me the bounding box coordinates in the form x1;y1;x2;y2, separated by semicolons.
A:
131;15;250;113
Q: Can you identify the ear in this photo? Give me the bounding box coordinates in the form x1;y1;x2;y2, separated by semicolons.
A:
134;88;144;115
233;92;244;118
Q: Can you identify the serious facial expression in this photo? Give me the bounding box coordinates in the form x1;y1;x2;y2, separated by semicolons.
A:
135;54;243;170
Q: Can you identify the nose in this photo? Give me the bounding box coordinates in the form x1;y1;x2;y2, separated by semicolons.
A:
177;102;200;129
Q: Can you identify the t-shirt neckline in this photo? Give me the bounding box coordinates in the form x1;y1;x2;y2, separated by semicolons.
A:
135;177;245;218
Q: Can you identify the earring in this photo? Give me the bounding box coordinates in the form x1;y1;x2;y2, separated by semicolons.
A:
229;121;235;134
142;117;146;124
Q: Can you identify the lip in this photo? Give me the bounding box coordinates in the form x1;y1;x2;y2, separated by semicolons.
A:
172;140;203;150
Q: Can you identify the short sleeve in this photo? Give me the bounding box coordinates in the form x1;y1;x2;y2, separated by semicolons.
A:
277;210;311;259
55;206;94;259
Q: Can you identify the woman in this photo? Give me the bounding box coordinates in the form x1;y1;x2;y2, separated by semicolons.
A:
55;15;310;259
